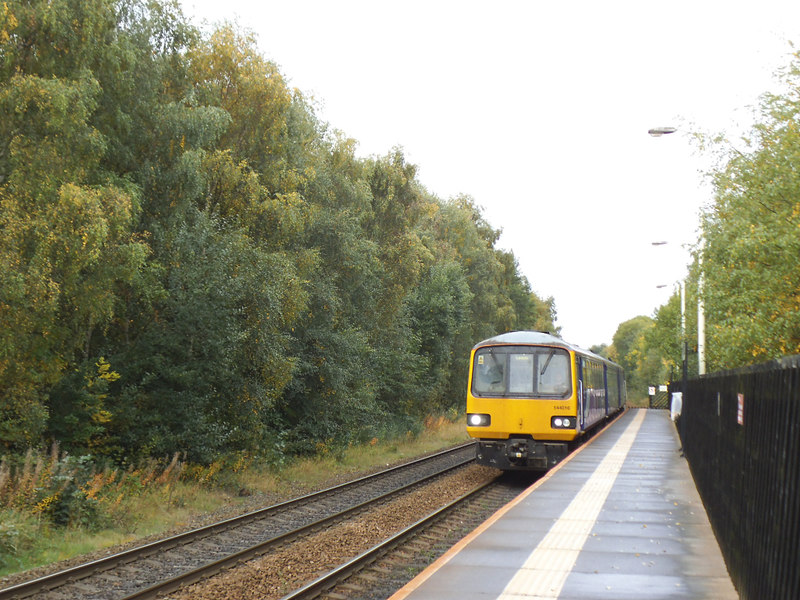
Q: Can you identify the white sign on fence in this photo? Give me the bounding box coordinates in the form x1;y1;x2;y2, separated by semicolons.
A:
738;393;745;425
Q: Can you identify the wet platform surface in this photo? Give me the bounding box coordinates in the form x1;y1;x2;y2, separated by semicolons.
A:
390;409;737;599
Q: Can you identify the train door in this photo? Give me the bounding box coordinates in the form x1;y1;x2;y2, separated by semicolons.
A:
577;357;587;430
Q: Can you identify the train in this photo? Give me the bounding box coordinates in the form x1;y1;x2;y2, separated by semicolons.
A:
466;330;626;470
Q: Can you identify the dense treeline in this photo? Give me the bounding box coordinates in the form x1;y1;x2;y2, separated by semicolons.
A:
695;52;800;370
0;0;555;463
607;49;800;393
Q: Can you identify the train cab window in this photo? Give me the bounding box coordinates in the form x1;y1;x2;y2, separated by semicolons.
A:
472;346;571;398
539;352;570;395
473;351;506;395
509;354;534;393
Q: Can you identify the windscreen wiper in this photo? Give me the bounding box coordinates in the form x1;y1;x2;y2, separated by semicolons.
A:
487;349;503;384
540;349;555;376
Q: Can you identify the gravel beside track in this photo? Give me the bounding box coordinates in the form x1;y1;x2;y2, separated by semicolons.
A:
316;473;534;600
0;443;476;600
0;491;282;591
168;465;504;600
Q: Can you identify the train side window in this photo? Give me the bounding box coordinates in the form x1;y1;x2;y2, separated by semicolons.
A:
608;367;620;405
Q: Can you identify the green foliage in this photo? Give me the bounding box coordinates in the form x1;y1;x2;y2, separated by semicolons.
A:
47;358;118;453
187;23;299;187
698;54;800;369
646;293;683;378
108;210;305;462
1;0;559;467
0;48;148;449
609;316;653;375
0;447;104;530
405;261;473;412
0;509;40;571
608;316;670;400
630;50;800;377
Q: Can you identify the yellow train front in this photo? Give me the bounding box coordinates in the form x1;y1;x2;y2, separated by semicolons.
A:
466;331;626;470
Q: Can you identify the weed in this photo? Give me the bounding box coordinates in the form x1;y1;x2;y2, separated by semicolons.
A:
0;510;41;571
0;413;469;577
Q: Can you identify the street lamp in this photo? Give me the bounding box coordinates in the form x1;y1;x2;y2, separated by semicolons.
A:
648;126;677;137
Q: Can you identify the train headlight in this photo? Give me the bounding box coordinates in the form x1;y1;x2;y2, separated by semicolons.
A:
551;416;575;429
468;413;491;427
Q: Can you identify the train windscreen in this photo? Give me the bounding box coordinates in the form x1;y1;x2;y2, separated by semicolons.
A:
472;346;571;398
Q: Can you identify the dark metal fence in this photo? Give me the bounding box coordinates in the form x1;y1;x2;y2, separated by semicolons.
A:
673;355;800;600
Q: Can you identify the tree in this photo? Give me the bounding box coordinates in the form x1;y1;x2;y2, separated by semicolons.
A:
105;209;307;461
0;0;564;462
187;23;316;195
404;261;472;413
608;316;656;401
496;250;558;333
646;292;684;381
698;53;800;369
0;60;147;449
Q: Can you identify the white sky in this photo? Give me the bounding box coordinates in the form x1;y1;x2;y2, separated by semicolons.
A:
180;0;800;348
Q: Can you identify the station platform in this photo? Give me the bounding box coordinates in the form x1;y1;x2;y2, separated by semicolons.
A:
390;408;737;599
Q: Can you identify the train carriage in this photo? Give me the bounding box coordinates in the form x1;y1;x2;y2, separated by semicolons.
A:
466;331;626;470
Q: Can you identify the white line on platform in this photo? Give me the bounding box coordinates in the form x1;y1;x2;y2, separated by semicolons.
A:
496;409;646;600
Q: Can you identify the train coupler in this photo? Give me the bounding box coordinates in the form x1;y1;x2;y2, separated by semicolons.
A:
476;438;569;471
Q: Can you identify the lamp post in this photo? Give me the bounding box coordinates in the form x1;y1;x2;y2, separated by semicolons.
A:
698;249;706;374
648;125;686;443
648;125;706;375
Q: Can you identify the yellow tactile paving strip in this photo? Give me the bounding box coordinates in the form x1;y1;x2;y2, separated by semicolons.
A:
389;411;631;600
390;409;736;600
497;410;645;599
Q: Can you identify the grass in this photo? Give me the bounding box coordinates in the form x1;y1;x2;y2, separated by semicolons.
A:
627;395;649;408
272;416;469;491
0;416;470;579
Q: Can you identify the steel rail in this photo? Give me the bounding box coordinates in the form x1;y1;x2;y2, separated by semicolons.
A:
279;477;501;600
0;441;474;600
120;449;475;599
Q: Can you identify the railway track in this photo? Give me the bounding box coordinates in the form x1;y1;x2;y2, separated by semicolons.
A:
0;442;476;600
282;473;531;600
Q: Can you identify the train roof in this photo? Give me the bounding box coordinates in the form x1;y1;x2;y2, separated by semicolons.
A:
473;331;620;367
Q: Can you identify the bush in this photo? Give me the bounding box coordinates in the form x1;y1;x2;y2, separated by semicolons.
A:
0;447;187;532
0;510;40;571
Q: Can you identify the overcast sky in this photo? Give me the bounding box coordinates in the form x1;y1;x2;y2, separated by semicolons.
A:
180;0;800;348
